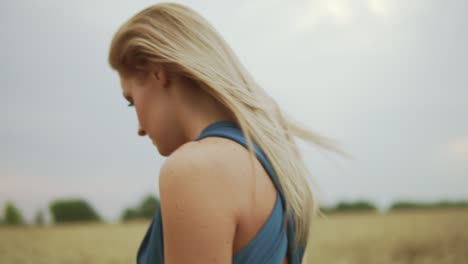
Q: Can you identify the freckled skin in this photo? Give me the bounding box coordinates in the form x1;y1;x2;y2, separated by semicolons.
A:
119;67;288;263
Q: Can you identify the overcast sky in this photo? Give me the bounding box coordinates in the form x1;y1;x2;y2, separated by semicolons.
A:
1;0;467;222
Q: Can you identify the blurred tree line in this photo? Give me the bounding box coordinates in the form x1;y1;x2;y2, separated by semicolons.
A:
390;200;468;211
320;201;378;214
1;197;467;226
320;200;468;214
121;195;160;221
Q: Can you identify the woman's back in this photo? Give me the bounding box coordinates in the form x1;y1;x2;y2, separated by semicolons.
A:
137;121;304;263
109;3;328;263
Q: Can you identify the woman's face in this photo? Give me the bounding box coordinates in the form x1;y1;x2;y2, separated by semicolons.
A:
119;70;183;156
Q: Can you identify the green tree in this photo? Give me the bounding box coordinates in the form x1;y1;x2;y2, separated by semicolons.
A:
49;199;101;223
390;200;468;211
4;201;24;225
121;195;160;222
121;208;140;221
335;201;377;212
139;195;159;219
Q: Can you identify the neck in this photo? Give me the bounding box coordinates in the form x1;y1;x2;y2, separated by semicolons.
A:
177;87;236;142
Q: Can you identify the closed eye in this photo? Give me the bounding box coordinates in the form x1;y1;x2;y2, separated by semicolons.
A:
123;93;134;107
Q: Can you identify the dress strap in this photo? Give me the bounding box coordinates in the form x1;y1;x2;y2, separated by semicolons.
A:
195;121;286;207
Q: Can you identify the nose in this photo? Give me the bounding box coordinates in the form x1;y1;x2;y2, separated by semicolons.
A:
138;127;147;136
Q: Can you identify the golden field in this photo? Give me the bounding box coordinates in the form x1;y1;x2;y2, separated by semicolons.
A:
0;209;467;264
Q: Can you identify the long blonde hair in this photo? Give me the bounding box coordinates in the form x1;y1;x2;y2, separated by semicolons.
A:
108;2;340;254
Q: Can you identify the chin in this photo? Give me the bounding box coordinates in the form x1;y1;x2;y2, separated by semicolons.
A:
153;142;172;157
150;135;181;157
157;148;171;157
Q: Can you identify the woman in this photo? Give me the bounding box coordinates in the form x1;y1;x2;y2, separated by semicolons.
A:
108;3;337;264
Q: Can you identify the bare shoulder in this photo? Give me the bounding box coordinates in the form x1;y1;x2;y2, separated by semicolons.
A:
160;137;254;192
158;137;253;262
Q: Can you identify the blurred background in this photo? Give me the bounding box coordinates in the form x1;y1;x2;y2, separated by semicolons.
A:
1;0;467;263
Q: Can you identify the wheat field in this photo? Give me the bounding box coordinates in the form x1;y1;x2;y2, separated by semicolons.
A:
1;209;467;264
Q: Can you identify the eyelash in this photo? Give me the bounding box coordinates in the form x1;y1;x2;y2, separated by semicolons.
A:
124;94;134;107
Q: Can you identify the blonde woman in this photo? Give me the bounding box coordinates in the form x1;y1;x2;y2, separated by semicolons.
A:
109;3;336;264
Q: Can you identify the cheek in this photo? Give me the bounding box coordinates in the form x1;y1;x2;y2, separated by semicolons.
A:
136;97;167;136
133;87;180;153
145;104;180;153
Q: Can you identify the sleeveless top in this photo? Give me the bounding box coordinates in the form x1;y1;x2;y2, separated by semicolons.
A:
137;121;306;264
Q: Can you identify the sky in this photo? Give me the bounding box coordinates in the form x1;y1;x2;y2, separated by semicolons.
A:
1;0;467;222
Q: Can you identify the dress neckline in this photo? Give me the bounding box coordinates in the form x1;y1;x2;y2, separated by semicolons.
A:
196;120;239;140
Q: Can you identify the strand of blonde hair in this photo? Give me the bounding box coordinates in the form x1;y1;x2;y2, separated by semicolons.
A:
108;3;342;258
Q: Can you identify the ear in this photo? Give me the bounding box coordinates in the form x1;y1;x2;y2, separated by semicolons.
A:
152;65;170;88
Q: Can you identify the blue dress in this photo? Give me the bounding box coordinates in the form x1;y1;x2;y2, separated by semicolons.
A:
137;121;306;264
